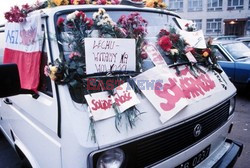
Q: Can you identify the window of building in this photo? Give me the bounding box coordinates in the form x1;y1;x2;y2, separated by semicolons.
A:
169;0;184;11
207;0;223;11
192;19;202;30
227;0;244;10
206;19;222;33
188;0;203;11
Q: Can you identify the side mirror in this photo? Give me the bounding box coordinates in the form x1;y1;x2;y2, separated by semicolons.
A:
0;64;21;98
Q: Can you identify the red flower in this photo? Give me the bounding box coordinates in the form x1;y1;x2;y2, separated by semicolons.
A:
158;36;172;52
79;0;86;4
170;34;180;43
97;0;107;4
21;3;30;11
159;29;170;37
111;0;120;4
133;26;145;35
76;11;86;21
57;17;65;27
86;18;94;28
140;51;148;59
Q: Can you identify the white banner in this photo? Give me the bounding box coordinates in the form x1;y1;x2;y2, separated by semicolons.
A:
143;42;166;66
85;38;136;74
85;82;140;121
134;65;223;123
4;13;43;52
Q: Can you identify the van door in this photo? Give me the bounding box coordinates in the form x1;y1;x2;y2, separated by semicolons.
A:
1;18;61;167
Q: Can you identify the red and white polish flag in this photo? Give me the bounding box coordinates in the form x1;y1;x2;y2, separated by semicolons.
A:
3;13;43;92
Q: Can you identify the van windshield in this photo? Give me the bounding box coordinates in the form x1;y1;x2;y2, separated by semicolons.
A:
56;10;179;103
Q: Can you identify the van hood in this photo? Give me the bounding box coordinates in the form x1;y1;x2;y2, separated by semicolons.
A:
65;67;236;149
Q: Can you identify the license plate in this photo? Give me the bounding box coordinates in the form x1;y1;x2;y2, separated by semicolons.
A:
175;145;211;168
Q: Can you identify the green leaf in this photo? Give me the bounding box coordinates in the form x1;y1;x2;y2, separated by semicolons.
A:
69;62;77;69
69;80;78;88
77;68;84;75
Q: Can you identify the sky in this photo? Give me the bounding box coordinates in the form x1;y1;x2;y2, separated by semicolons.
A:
0;0;37;23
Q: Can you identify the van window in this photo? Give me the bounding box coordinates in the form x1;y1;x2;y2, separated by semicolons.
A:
38;37;53;96
57;10;178;103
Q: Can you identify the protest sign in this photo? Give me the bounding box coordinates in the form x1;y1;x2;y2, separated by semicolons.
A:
134;65;224;123
85;82;140;121
143;42;166;66
85;38;136;74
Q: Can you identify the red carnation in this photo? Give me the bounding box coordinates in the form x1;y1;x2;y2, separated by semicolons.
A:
79;0;86;4
76;11;86;21
57;17;65;27
140;51;148;59
170;34;180;43
159;29;170;37
158;36;172;52
86;18;94;28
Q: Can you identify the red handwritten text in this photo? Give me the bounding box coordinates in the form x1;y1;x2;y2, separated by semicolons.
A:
154;67;216;111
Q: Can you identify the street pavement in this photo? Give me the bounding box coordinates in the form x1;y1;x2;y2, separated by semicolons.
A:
0;131;22;168
228;86;250;168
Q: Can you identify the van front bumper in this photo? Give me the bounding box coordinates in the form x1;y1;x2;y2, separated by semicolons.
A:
212;139;243;168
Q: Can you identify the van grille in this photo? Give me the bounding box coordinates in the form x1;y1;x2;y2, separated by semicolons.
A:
92;101;230;168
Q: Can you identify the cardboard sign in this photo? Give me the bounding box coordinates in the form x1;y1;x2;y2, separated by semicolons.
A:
143;43;166;66
114;82;140;112
180;30;207;49
85;38;136;74
85;82;140;121
134;65;223;123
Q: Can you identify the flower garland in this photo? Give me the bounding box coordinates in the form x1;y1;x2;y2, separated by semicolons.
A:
4;0;168;23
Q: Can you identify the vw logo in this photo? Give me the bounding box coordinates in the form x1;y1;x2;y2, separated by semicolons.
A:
193;124;202;137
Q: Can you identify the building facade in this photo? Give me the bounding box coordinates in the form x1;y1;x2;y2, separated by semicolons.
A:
165;0;250;37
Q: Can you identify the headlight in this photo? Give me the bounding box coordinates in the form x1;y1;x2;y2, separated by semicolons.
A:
229;96;236;115
97;148;125;168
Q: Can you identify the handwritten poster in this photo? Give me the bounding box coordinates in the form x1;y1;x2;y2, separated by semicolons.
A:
143;43;166;66
180;30;207;49
134;65;223;123
85;82;140;121
85;38;136;74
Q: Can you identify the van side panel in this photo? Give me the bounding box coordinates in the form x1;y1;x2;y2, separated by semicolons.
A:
4;94;61;167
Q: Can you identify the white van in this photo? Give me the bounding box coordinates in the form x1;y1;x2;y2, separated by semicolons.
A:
0;2;243;168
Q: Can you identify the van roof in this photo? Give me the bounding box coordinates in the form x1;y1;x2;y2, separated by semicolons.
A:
38;4;180;18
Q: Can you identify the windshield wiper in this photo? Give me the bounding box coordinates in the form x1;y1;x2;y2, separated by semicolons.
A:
236;56;248;59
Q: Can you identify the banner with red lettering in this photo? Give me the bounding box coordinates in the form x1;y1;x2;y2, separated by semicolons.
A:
85;82;140;121
143;42;166;66
3;13;43;92
134;65;224;123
